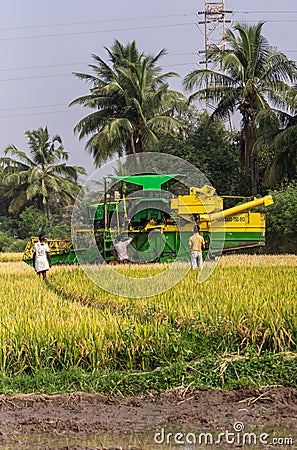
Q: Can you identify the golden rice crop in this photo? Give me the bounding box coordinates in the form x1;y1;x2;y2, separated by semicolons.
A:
219;253;297;267
0;254;296;373
0;252;23;262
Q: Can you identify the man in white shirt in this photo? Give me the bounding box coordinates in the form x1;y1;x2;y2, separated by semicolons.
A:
33;235;52;279
188;225;205;269
114;235;133;263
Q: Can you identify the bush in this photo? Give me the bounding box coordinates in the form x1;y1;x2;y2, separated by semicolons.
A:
19;206;46;238
266;182;297;253
0;231;27;253
0;231;14;252
8;239;27;253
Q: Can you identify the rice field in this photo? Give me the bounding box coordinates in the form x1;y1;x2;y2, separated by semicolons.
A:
0;254;296;375
0;252;23;262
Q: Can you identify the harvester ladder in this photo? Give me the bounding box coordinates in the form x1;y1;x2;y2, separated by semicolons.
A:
103;230;116;261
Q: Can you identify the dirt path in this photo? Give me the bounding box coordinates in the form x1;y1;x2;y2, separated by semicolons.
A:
0;387;296;449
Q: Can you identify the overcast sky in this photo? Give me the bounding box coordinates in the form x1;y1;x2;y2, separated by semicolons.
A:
1;0;296;176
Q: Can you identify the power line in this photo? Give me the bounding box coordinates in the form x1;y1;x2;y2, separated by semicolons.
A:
235;10;297;14
232;19;297;23
0;53;194;73
0;73;72;82
0;22;195;42
2;44;297;75
0;103;69;112
0;62;90;73
0;108;85;120
1;10;297;33
0;61;196;82
0;13;194;32
0;17;296;43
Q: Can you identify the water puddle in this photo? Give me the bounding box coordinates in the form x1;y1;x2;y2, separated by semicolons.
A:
1;426;296;449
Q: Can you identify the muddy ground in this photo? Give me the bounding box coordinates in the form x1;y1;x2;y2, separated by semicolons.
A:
0;387;296;449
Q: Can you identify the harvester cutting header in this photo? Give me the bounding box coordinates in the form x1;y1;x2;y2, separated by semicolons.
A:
23;174;274;266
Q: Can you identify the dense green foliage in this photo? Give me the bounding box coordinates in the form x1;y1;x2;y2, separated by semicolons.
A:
155;110;248;196
267;183;297;252
19;206;47;238
258;101;297;187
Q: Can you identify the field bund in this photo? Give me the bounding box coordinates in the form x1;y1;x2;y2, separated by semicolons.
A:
0;254;296;394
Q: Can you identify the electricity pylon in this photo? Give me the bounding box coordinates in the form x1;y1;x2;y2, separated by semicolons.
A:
197;1;233;115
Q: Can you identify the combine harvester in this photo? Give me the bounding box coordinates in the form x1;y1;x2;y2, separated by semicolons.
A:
23;174;274;266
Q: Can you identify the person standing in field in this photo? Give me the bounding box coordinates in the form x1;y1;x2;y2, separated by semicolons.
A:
114;234;133;264
188;225;205;269
33;235;52;280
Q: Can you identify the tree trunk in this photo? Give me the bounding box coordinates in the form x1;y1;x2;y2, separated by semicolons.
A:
249;122;258;197
44;199;51;227
129;135;139;173
243;119;258;196
130;135;136;154
250;152;259;197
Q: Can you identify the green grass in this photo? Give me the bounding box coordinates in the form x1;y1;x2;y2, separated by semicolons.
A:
0;352;296;395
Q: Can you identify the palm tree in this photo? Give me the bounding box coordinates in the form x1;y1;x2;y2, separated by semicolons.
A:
184;22;297;195
1;127;86;222
70;40;186;167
